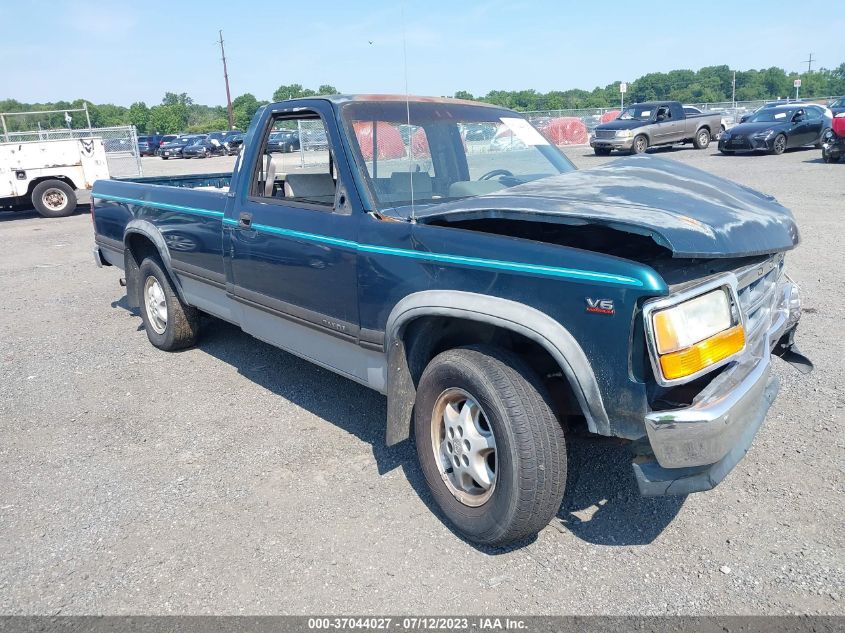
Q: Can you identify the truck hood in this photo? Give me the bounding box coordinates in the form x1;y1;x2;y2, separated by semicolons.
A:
414;156;799;259
594;119;650;131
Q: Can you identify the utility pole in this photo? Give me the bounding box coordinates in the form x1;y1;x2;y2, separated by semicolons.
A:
218;30;235;129
731;70;736;109
803;53;815;73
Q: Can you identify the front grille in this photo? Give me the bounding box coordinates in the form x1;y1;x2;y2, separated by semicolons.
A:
595;130;616;139
735;254;784;348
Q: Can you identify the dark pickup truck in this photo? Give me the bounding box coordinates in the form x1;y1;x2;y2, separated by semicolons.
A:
92;95;810;546
590;100;722;155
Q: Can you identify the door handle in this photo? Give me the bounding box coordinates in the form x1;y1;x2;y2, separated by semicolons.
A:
238;212;253;228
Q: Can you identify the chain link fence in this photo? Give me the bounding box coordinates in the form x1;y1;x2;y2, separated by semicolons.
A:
2;126;142;177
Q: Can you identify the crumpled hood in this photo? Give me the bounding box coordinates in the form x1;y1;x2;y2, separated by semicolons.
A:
417;156;800;258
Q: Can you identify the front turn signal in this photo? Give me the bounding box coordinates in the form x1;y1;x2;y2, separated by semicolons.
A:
659;325;746;381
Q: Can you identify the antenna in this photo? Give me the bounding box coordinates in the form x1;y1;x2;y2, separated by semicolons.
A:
401;1;415;223
219;30;235;129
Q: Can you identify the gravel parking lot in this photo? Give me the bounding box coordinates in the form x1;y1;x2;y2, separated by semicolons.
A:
1;145;842;615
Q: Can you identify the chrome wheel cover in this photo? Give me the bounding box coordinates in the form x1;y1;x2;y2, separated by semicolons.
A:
431;388;497;507
143;276;167;335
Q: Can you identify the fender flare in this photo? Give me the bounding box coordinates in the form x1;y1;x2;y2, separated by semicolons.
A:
123;219;187;305
383;290;611;445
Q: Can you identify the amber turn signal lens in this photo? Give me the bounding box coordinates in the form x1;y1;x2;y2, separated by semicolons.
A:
659;325;745;380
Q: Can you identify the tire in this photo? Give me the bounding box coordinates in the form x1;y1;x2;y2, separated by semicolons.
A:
138;257;200;351
31;179;77;218
414;345;567;546
630;134;648;154
771;134;787;155
593;147;612;156
693;128;711;150
816;128;831;149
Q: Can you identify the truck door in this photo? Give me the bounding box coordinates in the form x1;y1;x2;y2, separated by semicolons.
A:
652;104;682;144
224;102;361;352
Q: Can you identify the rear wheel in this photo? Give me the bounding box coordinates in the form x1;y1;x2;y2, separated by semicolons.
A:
630;135;648;154
414;346;567;546
771;134;787;155
138;257;200;351
693;128;711;149
593;147;612;156
816;128;831;149
31;179;77;218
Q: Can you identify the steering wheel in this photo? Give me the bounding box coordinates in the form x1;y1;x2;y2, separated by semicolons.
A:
479;169;514;181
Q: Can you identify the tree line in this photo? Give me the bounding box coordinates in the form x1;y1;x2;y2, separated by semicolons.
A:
1;64;843;134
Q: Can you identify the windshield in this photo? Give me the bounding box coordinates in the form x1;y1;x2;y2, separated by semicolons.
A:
748;109;795;123
618;105;655;121
341;101;574;213
831;98;845;108
187;137;205;146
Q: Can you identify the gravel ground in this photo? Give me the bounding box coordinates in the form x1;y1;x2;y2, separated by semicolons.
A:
0;144;842;616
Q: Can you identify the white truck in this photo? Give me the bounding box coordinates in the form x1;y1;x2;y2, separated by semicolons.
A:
0;137;110;217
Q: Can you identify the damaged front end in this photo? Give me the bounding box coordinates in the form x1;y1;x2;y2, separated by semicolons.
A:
633;254;812;496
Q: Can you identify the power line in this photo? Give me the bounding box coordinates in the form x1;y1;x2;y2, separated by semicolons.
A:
218;30;235;129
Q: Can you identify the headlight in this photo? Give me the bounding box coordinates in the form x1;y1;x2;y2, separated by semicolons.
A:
647;287;745;382
752;129;775;139
615;129;633;138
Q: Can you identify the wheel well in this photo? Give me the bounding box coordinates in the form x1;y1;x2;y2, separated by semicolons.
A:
697;125;711;135
125;232;160;267
402;316;585;423
26;176;78;196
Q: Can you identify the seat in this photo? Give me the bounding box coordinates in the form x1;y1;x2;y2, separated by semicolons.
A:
263;154;276;197
389;172;433;197
283;173;336;202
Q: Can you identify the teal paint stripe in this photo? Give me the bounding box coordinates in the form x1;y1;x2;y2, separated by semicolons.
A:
93;192;224;218
98;193;642;287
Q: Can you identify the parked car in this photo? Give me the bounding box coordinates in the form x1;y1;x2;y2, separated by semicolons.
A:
159;136;202;160
91;95;810;547
137;135;163;156
590;101;722;155
462;123;497;141
222;132;244;155
821;113;845;163
266;130;300;153
182;136;226;159
300;128;329;151
156;135;178;154
719;105;832;155
828;96;845;116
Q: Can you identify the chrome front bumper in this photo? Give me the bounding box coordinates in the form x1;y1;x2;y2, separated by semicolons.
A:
634;278;804;496
589;135;634;150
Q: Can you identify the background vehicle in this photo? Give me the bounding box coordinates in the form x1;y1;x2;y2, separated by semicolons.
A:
158;136;200;159
821;113;845;163
221;131;244;155
182;136;227;159
267;130;300;153
92;95;808;546
156;135;178;154
719;105;831;155
137;135;162;156
590;101;721;155
829;96;845;116
683;105;731;137
1;137;109;217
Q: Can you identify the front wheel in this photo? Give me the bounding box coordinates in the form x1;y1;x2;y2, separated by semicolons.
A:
414;346;567;546
771;134;787;155
816;128;831;149
630;134;648;154
138;257;200;351
693;128;711;149
31;179;77;218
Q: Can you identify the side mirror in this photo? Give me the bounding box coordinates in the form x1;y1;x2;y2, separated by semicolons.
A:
740;114;749;123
